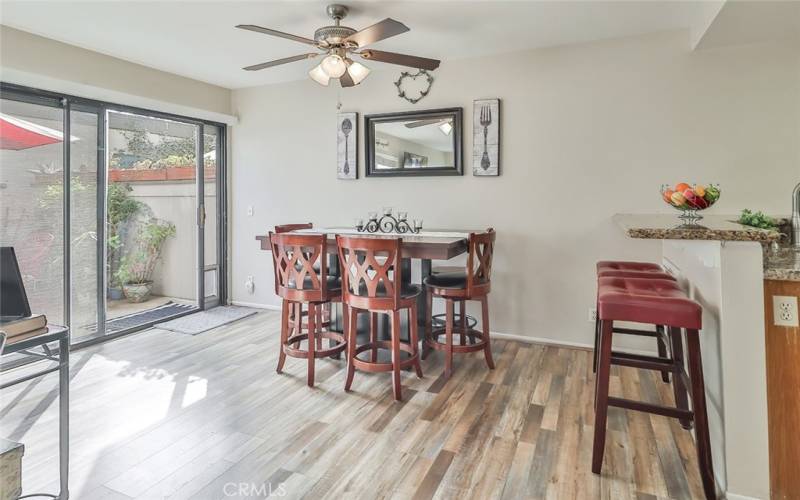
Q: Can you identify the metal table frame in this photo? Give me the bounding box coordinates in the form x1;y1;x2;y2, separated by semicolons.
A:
1;326;70;500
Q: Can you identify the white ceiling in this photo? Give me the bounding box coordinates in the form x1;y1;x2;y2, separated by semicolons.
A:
0;1;721;89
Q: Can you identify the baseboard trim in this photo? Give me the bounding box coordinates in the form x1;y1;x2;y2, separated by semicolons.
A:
725;493;763;500
490;331;657;356
228;302;655;355
490;331;593;351
231;300;280;311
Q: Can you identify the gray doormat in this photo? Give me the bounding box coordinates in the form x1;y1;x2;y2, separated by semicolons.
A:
154;306;259;335
83;301;196;334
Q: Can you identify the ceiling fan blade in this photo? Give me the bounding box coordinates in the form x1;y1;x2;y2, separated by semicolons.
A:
360;50;440;71
344;18;409;47
405;118;442;128
236;24;318;46
339;70;356;88
243;53;319;71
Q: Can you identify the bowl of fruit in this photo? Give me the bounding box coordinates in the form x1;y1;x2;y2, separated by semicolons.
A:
661;183;720;221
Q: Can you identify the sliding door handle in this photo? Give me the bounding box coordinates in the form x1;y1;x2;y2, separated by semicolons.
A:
198;203;206;227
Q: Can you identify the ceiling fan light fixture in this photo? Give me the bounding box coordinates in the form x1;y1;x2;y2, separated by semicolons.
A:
321;54;347;78
438;121;453;135
346;60;370;85
308;63;331;86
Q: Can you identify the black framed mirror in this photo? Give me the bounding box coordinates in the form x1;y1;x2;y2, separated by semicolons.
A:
365;108;462;177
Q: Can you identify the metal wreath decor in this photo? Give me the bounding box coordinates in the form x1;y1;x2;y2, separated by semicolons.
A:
394;69;434;104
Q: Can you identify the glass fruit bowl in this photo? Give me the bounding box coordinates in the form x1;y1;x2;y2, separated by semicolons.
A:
661;183;721;221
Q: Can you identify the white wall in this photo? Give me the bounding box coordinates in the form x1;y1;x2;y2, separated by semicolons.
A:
125;181;217;302
0;25;233;121
230;30;800;347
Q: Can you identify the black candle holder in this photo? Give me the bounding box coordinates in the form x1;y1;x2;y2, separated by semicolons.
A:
356;211;422;234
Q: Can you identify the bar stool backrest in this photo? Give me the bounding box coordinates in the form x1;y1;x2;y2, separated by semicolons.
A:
269;231;330;303
467;228;495;296
274;222;313;233
336;235;402;311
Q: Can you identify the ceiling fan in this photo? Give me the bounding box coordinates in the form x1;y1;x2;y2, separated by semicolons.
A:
237;4;440;87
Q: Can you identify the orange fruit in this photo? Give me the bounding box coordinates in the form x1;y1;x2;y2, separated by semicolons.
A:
663;189;674;203
675;182;690;192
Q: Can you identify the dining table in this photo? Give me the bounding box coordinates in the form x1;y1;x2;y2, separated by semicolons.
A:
255;227;473;345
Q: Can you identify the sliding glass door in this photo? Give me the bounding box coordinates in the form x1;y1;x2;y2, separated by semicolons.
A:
102;110;201;335
0;83;226;346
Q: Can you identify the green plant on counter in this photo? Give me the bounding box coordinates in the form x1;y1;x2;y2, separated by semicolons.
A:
738;209;778;230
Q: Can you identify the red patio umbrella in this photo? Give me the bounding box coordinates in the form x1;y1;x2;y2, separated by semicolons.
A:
0;112;74;150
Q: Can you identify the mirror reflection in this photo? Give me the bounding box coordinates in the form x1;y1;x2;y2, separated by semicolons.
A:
366;108;462;177
374;117;455;170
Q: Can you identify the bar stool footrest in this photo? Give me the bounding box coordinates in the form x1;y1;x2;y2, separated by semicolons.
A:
284;331;346;359
610;351;676;373
608;396;694;420
352;341;419;372
612;327;662;338
431;313;478;329
426;328;487;353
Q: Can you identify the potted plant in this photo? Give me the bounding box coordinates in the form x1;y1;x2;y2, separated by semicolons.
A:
107;183;142;300
115;218;176;303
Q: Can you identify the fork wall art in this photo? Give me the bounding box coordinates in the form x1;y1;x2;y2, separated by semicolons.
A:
473;99;500;176
337;112;358;179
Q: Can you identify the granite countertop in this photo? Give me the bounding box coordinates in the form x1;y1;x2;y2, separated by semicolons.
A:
613;214;781;242
764;247;800;282
614;214;799;281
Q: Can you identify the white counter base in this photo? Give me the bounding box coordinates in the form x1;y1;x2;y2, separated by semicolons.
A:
662;239;769;500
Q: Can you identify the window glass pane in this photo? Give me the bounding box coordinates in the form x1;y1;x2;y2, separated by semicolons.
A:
203;125;218;299
70;108;99;342
0;98;65;325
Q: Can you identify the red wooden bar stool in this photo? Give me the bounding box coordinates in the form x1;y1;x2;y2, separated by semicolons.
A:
269;231;347;387
423;229;496;379
594;276;716;500
337;235;423;401
275;223;330;341
594;260;678;383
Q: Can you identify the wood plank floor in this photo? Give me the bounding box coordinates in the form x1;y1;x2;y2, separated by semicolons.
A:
0;311;705;499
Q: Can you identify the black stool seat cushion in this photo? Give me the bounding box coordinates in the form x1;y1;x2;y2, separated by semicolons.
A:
423;271;467;290
287;275;341;291
354;282;422;299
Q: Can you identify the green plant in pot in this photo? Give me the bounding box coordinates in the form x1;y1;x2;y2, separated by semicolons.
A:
115;219;176;303
107;183;142;299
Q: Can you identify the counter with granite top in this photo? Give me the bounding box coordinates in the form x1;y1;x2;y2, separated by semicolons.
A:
612;213;784;496
764;247;800;281
614;214;798;280
613;214;781;242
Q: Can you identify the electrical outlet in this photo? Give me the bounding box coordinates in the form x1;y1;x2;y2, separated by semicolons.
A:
245;276;255;295
247;206;254;217
773;295;799;327
588;308;597;323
